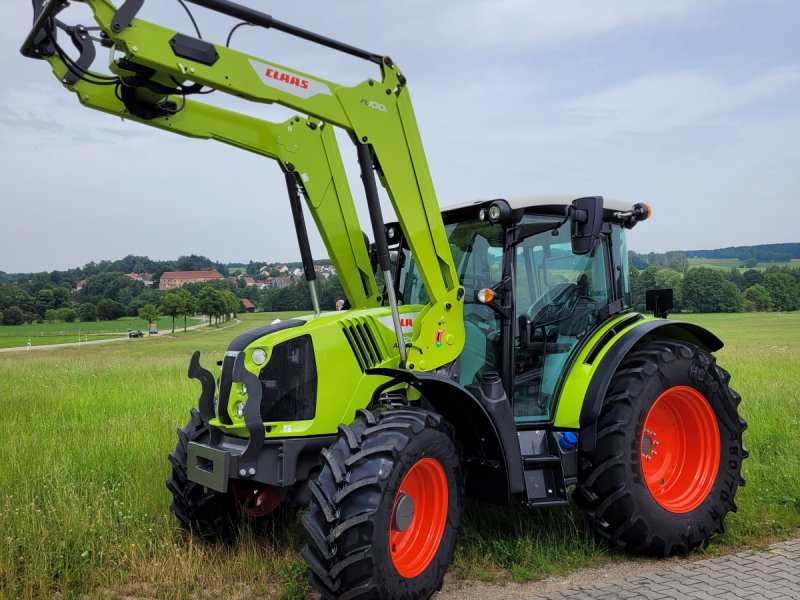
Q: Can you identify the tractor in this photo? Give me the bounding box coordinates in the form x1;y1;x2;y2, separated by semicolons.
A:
22;2;746;598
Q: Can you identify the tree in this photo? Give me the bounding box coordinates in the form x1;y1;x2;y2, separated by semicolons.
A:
223;290;239;320
727;267;744;291
3;306;23;325
763;272;800;311
741;269;763;289
97;298;127;321
177;289;198;332
630;266;659;311
51;286;71;309
138;304;161;336
743;284;772;312
682;268;744;313
34;289;56;317
198;287;224;325
160;291;184;333
78;302;98;322
664;252;689;273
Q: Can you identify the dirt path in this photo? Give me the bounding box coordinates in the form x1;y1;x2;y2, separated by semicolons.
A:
0;318;243;353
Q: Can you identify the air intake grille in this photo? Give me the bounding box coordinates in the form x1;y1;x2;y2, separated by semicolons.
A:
342;319;384;371
258;334;317;422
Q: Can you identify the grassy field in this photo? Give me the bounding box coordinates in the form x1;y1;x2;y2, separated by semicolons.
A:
687;257;800;271
0;311;798;598
0;316;205;349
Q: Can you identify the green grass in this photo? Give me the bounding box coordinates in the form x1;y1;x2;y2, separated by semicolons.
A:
687;257;800;271
0;311;797;598
0;316;205;347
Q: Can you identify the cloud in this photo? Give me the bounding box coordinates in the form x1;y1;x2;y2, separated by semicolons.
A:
563;64;800;135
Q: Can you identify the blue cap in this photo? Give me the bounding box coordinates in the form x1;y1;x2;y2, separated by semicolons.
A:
559;431;578;450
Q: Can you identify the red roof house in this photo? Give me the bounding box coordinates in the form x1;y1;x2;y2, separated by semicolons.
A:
159;270;223;290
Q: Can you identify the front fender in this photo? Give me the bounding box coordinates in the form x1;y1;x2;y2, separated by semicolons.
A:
366;368;526;504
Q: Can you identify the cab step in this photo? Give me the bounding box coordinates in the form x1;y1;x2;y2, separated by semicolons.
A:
518;430;575;508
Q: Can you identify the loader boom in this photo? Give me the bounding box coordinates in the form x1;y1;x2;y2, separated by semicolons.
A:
22;0;465;369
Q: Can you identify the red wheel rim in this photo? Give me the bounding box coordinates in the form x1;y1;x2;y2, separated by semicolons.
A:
232;481;281;517
641;386;720;513
389;458;448;578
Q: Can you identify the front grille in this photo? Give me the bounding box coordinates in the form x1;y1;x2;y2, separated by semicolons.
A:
258;335;317;422
342;319;384;371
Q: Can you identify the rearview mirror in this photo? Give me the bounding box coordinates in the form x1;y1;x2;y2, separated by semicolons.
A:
570;196;603;255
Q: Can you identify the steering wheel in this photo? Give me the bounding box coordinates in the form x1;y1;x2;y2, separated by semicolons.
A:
526;282;579;324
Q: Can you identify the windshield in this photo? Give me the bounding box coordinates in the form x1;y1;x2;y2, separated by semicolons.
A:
399;219;504;306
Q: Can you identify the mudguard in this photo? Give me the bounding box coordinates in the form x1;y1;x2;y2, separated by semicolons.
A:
577;319;723;452
366;368;526;504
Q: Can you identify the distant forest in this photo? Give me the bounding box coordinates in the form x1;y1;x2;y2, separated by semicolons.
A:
0;241;798;326
683;243;799;263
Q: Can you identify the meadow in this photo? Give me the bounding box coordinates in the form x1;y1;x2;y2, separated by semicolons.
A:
0;312;798;598
0;316;204;349
686;257;800;271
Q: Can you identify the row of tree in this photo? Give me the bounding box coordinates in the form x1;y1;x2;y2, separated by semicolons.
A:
136;287;241;334
630;265;800;313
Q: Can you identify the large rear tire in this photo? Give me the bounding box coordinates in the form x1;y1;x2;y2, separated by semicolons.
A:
166;409;238;541
574;340;747;555
302;405;463;599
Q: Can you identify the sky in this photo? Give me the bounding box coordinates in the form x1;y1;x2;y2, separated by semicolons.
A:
1;1;798;273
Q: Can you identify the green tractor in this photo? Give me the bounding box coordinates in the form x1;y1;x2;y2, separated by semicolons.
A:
23;2;746;598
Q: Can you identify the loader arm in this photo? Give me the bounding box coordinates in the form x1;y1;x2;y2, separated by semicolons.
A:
22;0;464;370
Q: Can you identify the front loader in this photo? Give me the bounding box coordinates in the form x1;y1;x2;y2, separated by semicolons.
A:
22;2;747;599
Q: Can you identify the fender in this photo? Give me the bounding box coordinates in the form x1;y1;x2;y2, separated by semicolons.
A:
367;368;526;504
577;319;723;452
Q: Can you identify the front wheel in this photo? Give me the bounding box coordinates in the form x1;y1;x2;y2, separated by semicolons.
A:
574;340;747;555
166;409;238;541
302;405;463;599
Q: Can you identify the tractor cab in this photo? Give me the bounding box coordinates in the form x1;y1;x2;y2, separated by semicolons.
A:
394;195;646;423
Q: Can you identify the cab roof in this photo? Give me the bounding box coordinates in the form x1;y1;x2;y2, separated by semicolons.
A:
442;195;636;214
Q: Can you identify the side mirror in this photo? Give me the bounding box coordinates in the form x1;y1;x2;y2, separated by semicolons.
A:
646;288;674;319
570;196;603;255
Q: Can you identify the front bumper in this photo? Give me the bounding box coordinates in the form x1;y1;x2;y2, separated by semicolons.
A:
187;434;336;493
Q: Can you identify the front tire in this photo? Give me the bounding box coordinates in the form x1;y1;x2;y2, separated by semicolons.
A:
302;405;463;599
166;409;237;541
574;340;747;555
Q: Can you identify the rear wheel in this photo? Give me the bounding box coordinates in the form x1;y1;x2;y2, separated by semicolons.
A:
574;340;747;555
302;405;463;599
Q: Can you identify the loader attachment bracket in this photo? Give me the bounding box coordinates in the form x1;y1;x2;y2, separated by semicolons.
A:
231;351;265;472
188;350;216;424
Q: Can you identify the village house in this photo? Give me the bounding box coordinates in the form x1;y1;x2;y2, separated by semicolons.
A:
159;269;224;290
265;276;291;288
126;272;155;287
240;298;256;313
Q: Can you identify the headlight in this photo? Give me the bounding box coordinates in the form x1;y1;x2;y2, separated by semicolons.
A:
252;348;267;365
235;401;245;418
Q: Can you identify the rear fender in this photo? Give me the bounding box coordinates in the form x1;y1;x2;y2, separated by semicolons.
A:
576;320;723;452
367;368;526;504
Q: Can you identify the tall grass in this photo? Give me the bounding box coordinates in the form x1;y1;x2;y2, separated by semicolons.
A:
0;312;797;597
